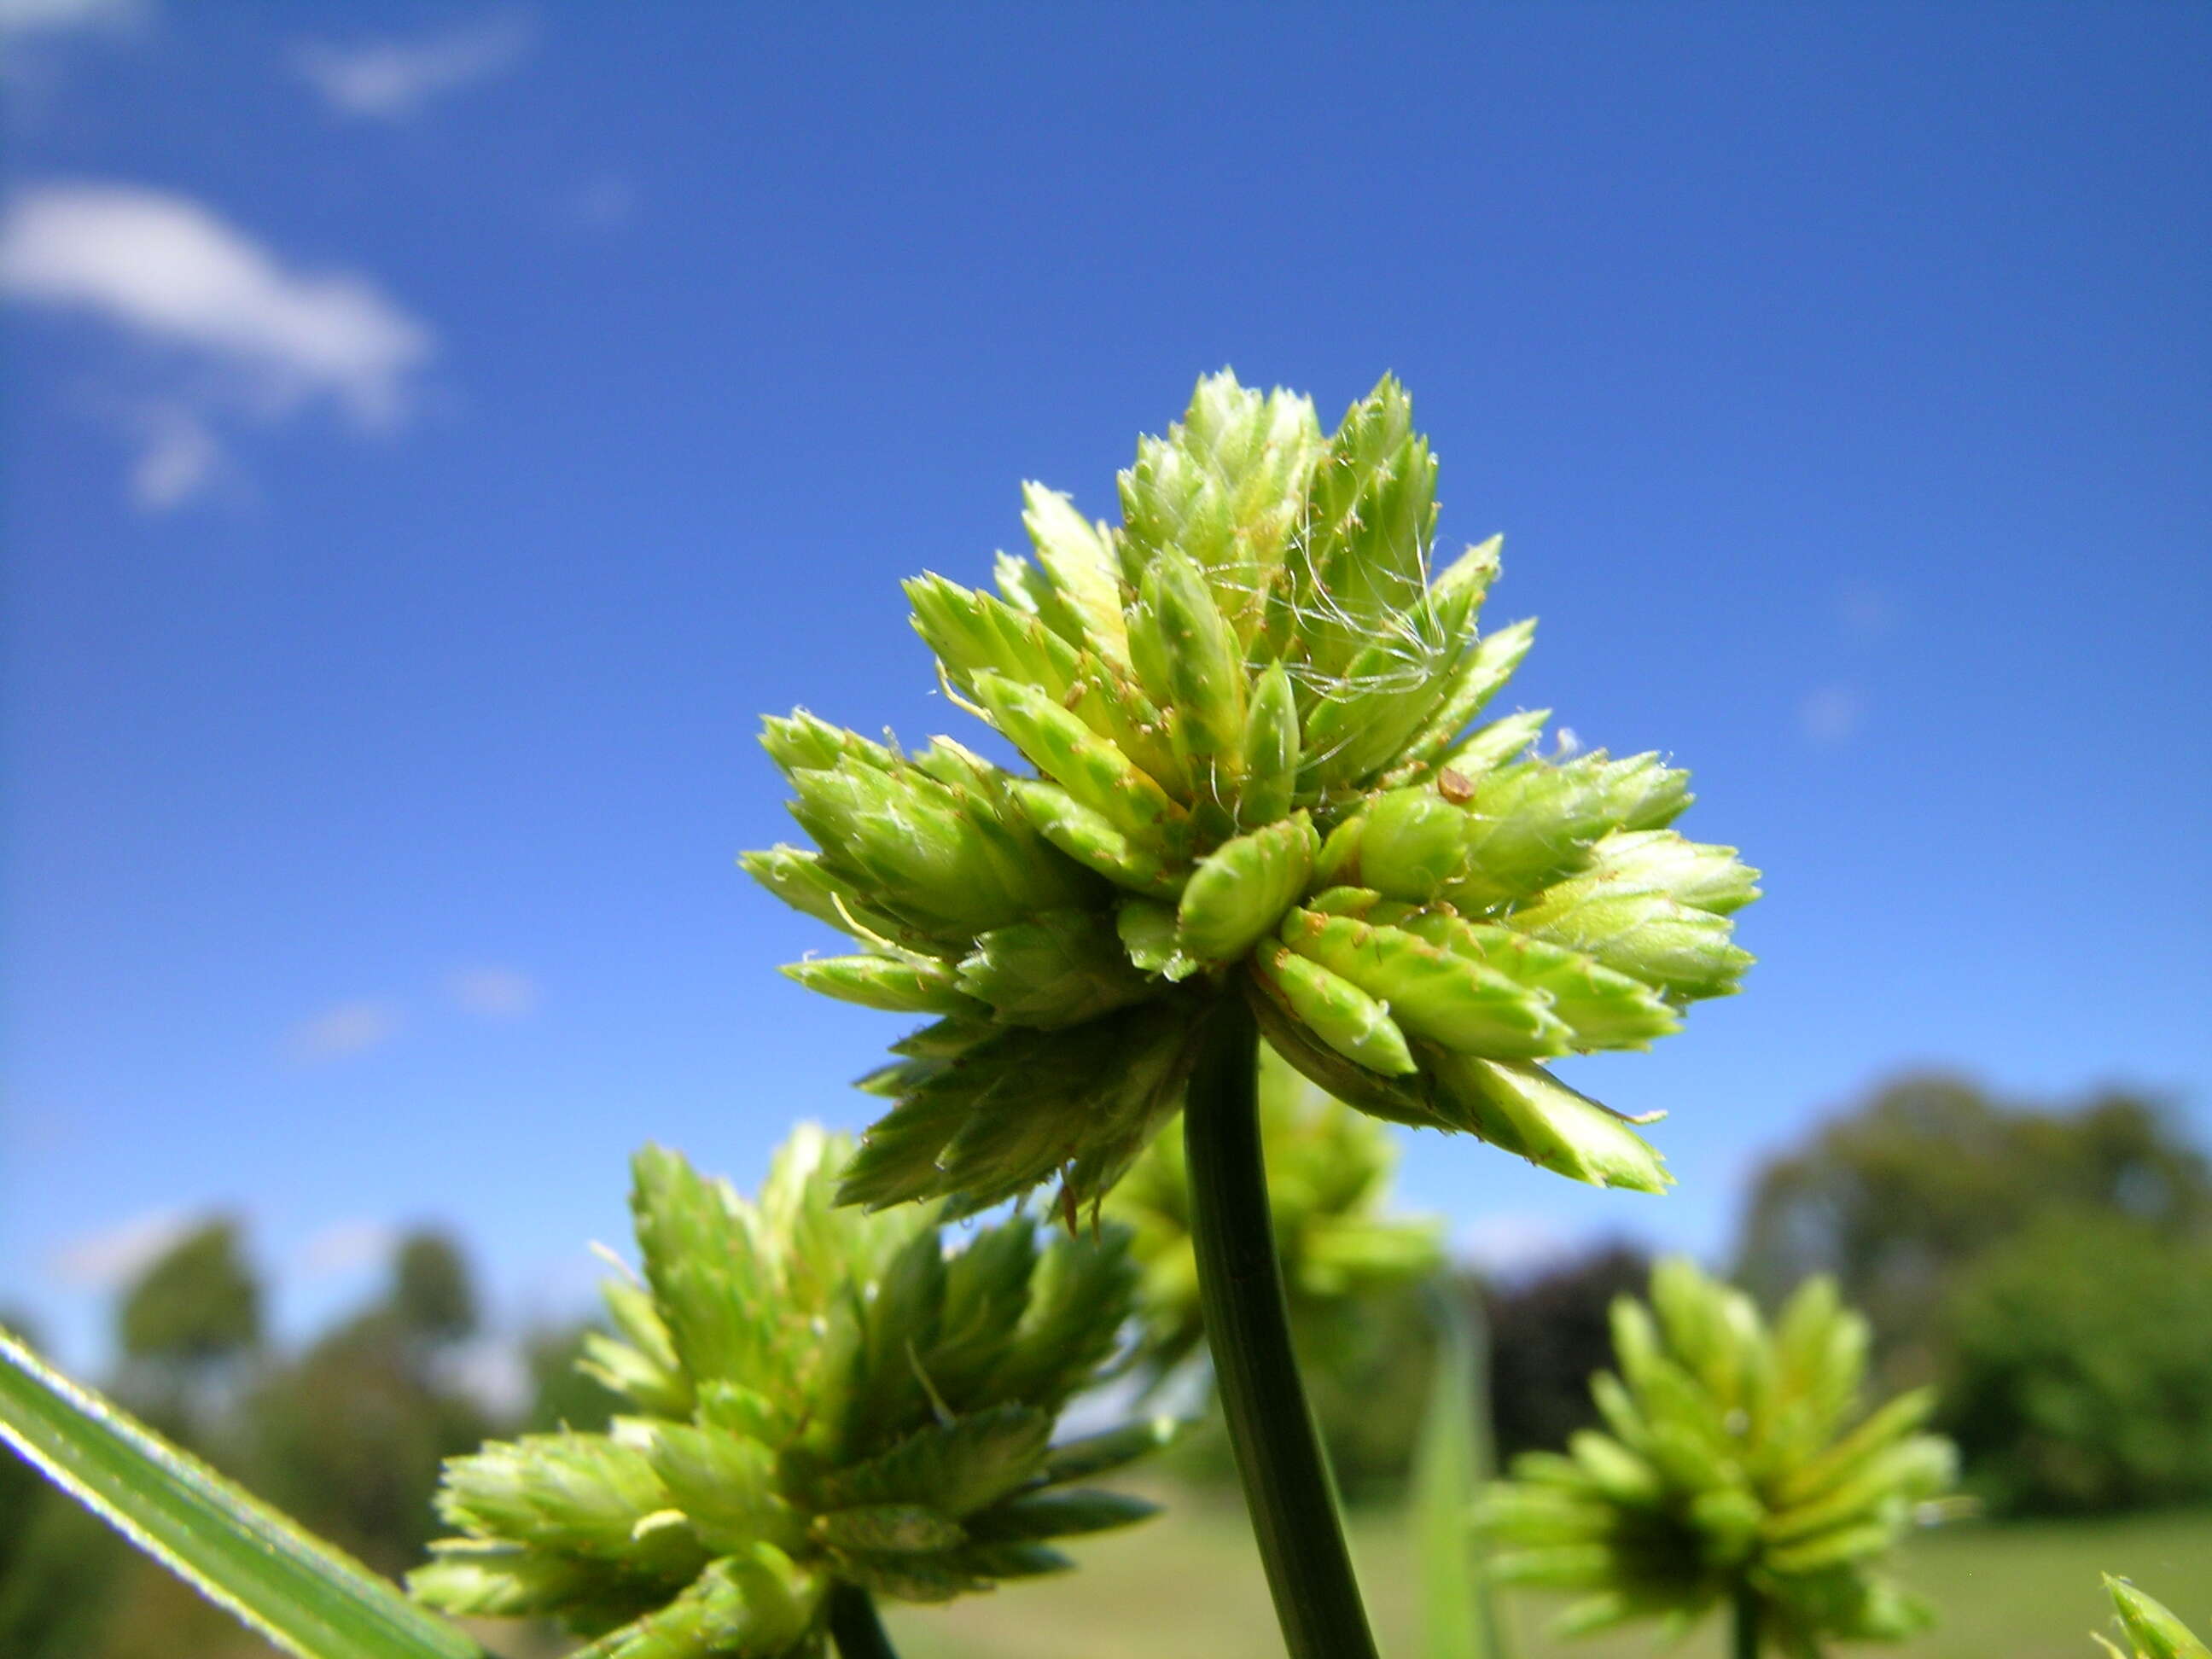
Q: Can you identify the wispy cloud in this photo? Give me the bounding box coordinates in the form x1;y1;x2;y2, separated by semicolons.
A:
0;0;144;41
1837;583;1898;642
1799;683;1864;745
288;998;403;1062
571;171;637;231
298;1218;399;1278
50;1207;198;1289
295;14;530;120
449;965;538;1020
1453;1212;1573;1280
0;183;434;507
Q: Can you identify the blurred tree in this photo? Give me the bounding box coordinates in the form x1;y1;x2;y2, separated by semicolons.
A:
393;1232;476;1346
1736;1074;2209;1386
1941;1212;2212;1514
243;1229;492;1576
1483;1243;1650;1458
117;1217;260;1369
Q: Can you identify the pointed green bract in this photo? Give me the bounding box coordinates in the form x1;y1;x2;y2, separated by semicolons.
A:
2104;1577;2212;1659
1480;1260;1955;1650
1419;1053;1671;1193
956;908;1154;1027
779;954;980;1016
748;371;1756;1210
414;1134;1173;1658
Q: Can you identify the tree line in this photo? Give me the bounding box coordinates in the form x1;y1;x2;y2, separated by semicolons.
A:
5;1069;2209;1656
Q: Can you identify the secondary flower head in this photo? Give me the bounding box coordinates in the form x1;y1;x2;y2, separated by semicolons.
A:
410;1130;1170;1658
1105;1044;1445;1382
1480;1258;1957;1651
747;373;1757;1214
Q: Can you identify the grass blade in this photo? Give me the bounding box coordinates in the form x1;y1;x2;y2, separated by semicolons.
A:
0;1330;483;1659
1414;1283;1506;1659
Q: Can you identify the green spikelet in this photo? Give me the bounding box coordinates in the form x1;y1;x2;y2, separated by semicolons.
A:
1254;943;1417;1076
1237;659;1301;827
1279;908;1569;1060
971;672;1187;847
1176;813;1318;963
1020;483;1131;670
780;954;981;1017
747;370;1757;1210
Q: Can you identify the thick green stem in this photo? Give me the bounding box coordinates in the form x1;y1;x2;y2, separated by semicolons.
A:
828;1582;899;1659
1732;1586;1761;1659
1185;995;1381;1659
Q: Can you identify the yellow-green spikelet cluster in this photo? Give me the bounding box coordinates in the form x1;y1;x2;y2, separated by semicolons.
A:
1479;1259;1957;1650
1105;1044;1446;1382
410;1130;1172;1659
746;372;1759;1214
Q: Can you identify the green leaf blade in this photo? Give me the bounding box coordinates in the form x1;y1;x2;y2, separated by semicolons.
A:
0;1330;483;1659
1414;1289;1502;1659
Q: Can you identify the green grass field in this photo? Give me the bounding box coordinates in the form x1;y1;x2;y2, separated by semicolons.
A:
884;1491;2212;1659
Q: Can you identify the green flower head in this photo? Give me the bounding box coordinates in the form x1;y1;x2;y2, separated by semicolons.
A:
1105;1044;1445;1382
746;372;1757;1214
1480;1258;1957;1651
410;1129;1172;1658
2098;1577;2211;1659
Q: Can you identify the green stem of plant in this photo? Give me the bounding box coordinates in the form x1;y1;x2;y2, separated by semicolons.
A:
1185;993;1381;1659
828;1582;899;1659
1732;1586;1761;1659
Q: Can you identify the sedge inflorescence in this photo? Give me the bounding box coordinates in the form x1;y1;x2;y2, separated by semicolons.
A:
410;1129;1170;1658
1480;1258;1958;1651
746;371;1758;1214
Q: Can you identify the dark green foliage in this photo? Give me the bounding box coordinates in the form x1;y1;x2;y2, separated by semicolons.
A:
245;1307;492;1576
393;1233;478;1345
117;1217;259;1368
1487;1245;1654;1459
1737;1075;2211;1390
1941;1214;2212;1515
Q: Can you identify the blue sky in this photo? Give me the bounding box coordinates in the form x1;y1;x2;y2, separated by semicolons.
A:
5;3;2208;1372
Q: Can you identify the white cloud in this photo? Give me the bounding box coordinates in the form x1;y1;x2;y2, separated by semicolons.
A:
288;998;403;1062
572;170;637;231
1453;1212;1574;1281
1837;583;1898;641
295;14;530;120
125;402;222;509
298;1219;399;1279
0;182;434;506
1799;683;1863;745
450;965;538;1020
0;183;432;423
50;1207;198;1289
0;0;143;39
